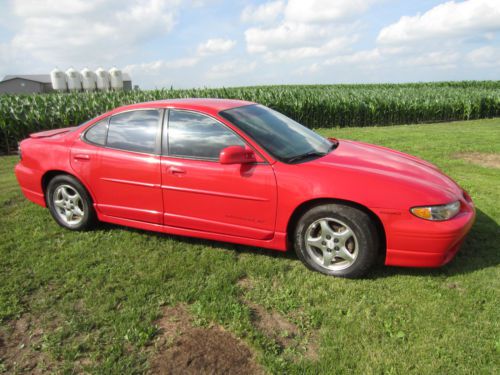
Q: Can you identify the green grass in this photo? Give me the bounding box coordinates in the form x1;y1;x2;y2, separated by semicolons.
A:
1;118;499;374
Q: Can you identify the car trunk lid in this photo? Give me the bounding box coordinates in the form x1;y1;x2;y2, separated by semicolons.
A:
29;127;76;139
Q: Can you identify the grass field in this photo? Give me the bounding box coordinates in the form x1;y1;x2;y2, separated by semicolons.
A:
0;119;499;374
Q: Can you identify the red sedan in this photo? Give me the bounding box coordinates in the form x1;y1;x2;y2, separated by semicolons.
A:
15;99;475;277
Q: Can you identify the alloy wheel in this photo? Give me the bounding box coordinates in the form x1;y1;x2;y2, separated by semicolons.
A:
304;217;359;271
52;184;85;226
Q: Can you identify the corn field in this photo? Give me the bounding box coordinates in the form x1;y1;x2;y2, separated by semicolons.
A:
1;80;500;154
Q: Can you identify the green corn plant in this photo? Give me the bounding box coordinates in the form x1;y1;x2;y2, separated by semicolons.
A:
0;80;499;154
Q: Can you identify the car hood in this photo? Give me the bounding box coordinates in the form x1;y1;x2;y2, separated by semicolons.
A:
315;139;461;196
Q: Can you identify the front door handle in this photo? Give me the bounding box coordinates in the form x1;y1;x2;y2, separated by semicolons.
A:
169;166;186;175
74;154;90;161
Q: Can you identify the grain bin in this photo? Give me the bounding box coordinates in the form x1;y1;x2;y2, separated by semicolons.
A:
81;68;97;91
109;67;123;90
96;68;110;91
50;68;67;91
66;68;82;91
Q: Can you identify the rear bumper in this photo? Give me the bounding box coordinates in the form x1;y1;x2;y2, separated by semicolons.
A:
15;162;46;207
383;200;475;268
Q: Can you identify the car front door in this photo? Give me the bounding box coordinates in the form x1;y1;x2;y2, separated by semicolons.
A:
77;109;164;224
160;109;277;240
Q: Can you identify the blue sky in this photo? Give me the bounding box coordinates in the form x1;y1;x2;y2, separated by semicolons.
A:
0;0;499;89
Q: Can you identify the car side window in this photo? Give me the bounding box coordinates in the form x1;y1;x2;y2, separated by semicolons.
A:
84;119;108;145
166;110;245;159
107;110;161;154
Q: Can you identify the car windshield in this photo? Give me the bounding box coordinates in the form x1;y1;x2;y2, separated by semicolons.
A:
220;104;333;163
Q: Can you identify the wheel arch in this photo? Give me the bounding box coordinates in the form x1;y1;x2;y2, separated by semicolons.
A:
286;198;386;258
41;170;95;204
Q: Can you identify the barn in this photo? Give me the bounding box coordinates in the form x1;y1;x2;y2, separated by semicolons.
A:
0;75;54;94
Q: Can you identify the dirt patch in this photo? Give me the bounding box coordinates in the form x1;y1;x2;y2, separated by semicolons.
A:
238;277;319;361
1;196;25;209
246;302;319;361
455;152;500;169
248;302;299;349
237;276;254;291
445;282;465;292
0;314;52;374
149;304;263;375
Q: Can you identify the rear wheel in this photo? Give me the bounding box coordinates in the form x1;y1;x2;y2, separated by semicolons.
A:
46;175;96;230
294;203;379;278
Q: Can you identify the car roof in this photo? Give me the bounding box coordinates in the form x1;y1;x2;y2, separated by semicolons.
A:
112;98;255;114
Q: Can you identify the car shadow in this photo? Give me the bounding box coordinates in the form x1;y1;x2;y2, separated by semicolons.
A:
99;222;297;261
99;207;499;278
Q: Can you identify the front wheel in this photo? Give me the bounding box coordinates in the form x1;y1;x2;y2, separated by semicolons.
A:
294;204;379;278
46;175;96;231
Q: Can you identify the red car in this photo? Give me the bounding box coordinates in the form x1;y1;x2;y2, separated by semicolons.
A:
15;99;475;277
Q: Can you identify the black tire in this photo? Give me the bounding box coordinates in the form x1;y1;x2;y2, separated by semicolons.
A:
46;174;97;231
294;203;379;278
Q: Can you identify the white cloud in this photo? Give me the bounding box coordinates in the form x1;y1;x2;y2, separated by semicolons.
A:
0;43;13;75
263;36;357;62
246;22;330;53
9;0;183;65
467;46;500;67
241;1;285;24
207;59;256;79
324;48;382;66
116;0;178;37
300;45;461;75
197;38;236;56
244;1;376;62
285;0;377;23
11;0;96;17
123;56;201;88
323;47;459;69
378;0;500;45
245;21;360;61
2;0;498;88
124;57;200;73
125;36;238;82
401;51;460;69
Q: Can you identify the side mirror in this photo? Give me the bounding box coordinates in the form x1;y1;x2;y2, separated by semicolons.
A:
219;145;256;164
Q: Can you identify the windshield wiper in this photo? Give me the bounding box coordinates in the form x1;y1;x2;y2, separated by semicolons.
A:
285;151;327;164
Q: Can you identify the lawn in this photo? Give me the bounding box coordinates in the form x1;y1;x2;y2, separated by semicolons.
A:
0;119;499;374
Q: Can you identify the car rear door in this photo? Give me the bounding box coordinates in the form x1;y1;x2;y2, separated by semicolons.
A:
70;117;108;193
73;109;164;224
160;109;277;240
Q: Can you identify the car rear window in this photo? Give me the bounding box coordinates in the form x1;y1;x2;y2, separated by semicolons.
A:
107;110;161;154
84;119;108;145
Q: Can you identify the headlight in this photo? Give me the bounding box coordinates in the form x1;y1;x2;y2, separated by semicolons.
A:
411;201;461;221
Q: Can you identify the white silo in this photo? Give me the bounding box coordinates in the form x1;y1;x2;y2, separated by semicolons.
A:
66;68;82;91
50;68;67;92
96;68;110;91
81;68;97;91
109;67;124;90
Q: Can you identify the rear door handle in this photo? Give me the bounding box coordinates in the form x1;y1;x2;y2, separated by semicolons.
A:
169;166;186;175
74;154;90;161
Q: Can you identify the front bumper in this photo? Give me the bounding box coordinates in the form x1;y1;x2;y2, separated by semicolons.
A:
379;195;475;268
